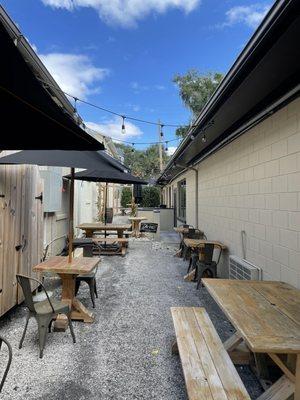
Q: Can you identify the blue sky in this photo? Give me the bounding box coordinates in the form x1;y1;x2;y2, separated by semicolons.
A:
2;0;272;152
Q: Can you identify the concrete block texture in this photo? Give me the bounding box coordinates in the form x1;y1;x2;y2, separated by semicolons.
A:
165;98;300;287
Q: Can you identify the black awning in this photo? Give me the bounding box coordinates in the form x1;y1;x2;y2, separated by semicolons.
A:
65;168;148;185
0;150;123;170
0;20;103;150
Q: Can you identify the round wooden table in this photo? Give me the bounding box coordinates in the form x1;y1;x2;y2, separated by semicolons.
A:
128;217;147;238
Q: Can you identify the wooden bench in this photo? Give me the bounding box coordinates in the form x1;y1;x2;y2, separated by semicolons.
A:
93;238;129;256
171;307;250;400
73;247;84;258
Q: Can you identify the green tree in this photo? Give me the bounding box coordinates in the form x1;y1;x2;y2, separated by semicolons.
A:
173;70;223;138
141;186;161;207
121;187;132;207
115;143;169;180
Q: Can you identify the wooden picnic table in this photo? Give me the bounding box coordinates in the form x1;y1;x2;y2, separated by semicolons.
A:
33;256;100;328
183;238;227;250
174;226;189;234
203;278;300;400
77;223;131;238
128;217;147;238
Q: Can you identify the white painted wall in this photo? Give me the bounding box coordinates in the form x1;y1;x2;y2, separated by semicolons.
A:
165;97;300;287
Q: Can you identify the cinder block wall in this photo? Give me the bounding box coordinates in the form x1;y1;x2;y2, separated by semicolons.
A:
196;97;300;285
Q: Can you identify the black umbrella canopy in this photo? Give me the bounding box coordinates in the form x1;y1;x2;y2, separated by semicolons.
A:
100;151;130;173
0;12;102;150
0;150;131;171
65;168;148;185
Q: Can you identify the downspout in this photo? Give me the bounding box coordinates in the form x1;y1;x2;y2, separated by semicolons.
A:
175;163;199;229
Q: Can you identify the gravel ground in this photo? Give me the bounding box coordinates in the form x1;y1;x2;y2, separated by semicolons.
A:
0;240;263;399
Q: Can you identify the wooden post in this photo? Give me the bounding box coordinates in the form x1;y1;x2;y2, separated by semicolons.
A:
68;167;75;264
158;119;163;172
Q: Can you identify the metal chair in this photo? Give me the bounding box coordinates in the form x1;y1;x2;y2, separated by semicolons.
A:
0;336;12;392
16;274;76;358
182;229;206;260
195;243;222;289
75;267;98;308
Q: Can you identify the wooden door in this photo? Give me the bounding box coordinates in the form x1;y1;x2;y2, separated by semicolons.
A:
0;161;44;315
1;165;22;315
17;166;44;304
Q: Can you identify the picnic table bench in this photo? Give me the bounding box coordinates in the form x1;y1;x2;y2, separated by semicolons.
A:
93;237;129;256
171;307;250;400
77;223;131;238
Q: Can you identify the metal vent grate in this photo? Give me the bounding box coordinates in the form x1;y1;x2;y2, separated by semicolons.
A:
229;255;261;280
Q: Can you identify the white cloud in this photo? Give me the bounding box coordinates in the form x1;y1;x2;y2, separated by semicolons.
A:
224;4;270;29
41;0;201;27
154;84;166;91
86;117;143;141
131;82;166;94
167;146;177;156
39;53;109;99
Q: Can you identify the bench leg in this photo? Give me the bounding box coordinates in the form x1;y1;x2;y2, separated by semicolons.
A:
224;332;250;365
257;375;294;400
171;339;179;355
223;332;243;352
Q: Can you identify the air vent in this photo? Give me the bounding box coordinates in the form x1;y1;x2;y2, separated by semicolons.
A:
229;255;262;280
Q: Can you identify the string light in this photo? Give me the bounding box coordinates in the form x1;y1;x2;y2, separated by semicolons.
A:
121;116;126;135
40;78;196;128
160;124;164;138
165;141;169;152
26;78;216;146
131;143;135;152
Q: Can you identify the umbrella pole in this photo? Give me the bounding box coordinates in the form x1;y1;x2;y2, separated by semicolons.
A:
104;183;108;247
104;182;108;226
68;167;75;263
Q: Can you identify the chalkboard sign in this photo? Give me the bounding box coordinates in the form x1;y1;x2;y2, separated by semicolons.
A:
140;222;158;233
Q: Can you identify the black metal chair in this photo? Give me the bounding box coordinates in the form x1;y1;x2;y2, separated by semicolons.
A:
195;243;222;289
182;229;206;260
16;274;76;358
75;267;98;308
0;336;12;392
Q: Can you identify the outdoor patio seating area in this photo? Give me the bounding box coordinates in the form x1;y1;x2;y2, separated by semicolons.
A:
1;1;300;398
0;240;263;400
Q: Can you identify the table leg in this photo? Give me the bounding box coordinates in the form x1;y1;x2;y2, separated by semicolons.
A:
132;221;139;237
55;273;94;330
85;229;93;238
257;376;294;400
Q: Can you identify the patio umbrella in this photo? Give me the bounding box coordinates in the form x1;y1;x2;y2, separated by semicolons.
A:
65;168;148;185
0;149;130;262
0;11;102;150
64;168;148;228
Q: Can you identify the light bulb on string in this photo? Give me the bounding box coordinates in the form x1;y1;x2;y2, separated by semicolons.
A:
165;141;169;152
121;116;126;135
160;124;164;138
131;143;135;153
202;134;207;143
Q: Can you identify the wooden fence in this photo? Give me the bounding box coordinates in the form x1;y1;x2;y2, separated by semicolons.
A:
0;162;43;317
